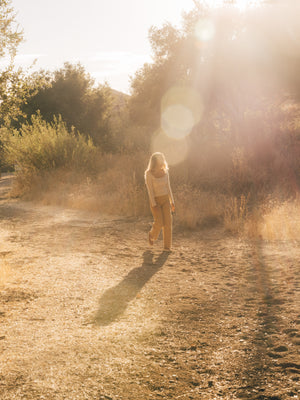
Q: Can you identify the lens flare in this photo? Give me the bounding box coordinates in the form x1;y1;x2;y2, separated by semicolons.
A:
151;129;189;166
194;19;215;42
161;86;203;140
162;104;194;140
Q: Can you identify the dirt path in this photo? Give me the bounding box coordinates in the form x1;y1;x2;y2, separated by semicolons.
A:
0;174;299;400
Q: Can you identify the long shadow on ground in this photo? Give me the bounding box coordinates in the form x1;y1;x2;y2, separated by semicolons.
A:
94;250;169;326
237;241;283;399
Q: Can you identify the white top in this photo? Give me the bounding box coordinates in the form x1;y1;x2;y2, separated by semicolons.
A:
145;170;174;207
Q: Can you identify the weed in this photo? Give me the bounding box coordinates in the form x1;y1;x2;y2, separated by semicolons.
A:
224;194;250;233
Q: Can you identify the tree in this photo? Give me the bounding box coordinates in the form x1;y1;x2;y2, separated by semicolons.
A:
0;0;24;170
129;1;300;140
0;0;24;121
19;63;114;150
0;0;23;60
128;1;300;193
129;23;185;130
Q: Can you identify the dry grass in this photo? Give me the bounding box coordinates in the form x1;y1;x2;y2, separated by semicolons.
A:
11;152;300;239
10;152;255;232
14;153;150;218
224;194;249;234
0;261;10;286
66;175;149;217
255;198;300;241
243;196;300;241
174;186;224;229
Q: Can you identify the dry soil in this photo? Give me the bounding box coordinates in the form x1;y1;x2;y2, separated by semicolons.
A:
0;174;299;400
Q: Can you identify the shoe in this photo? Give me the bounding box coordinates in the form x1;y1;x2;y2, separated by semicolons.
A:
148;232;154;246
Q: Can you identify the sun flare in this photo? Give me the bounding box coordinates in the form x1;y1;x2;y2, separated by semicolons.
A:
206;0;262;11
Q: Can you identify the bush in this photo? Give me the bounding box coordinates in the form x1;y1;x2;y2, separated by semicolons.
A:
4;114;97;193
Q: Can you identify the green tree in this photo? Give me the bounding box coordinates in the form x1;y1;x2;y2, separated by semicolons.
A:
0;0;24;170
0;0;24;121
0;0;22;59
129;23;185;131
21;63;113;150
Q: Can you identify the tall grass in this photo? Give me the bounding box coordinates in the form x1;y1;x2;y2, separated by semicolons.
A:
3;115;299;236
0;262;10;286
224;194;250;234
18;151;248;232
253;198;300;241
174;185;224;229
19;152;150;217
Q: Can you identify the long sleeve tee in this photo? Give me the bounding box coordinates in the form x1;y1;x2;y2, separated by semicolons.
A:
145;170;174;208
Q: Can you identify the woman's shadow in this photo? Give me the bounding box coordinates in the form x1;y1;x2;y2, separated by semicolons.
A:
93;250;169;326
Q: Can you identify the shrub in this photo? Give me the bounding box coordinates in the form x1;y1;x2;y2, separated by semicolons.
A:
4;114;97;193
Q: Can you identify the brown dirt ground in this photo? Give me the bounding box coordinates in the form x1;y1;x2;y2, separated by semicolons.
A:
0;174;299;400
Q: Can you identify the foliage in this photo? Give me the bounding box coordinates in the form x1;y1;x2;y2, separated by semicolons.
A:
0;0;22;58
17;63;114;150
0;0;24;169
129;23;185;130
3;114;97;181
128;1;300;198
0;0;24;121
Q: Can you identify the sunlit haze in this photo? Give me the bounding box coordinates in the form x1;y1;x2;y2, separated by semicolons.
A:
9;1;264;94
1;1;300;396
10;0;196;93
208;0;261;10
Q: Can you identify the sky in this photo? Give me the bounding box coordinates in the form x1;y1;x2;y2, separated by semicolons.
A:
11;0;196;93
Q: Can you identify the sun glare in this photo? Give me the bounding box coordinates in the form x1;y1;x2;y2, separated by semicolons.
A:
195;19;215;42
161;86;203;140
207;0;261;11
153;86;203;166
151;129;189;166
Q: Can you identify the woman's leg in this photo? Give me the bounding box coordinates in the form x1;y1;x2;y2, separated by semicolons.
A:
150;203;163;242
161;199;172;250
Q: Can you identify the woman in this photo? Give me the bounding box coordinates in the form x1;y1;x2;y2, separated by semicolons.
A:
145;152;175;252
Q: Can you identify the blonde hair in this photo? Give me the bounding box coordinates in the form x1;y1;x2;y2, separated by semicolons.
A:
145;152;168;178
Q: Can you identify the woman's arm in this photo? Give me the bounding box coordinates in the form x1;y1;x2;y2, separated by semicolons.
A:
145;171;157;207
